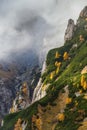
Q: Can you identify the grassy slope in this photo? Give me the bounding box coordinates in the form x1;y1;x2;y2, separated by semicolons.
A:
1;17;87;130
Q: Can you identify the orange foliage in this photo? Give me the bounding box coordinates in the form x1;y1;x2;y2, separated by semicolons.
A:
83;81;87;90
63;52;69;60
14;118;22;130
81;75;87;90
56;67;59;74
66;97;72;105
17;118;22;124
79;35;84;42
81;75;85;86
32;115;36;123
55;62;62;68
22;82;28;95
57;113;65;121
50;73;54;80
50;71;55;80
55;51;61;59
55;61;58;66
35;118;42;130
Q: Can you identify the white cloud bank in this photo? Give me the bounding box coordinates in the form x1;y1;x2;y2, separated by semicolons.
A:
0;0;87;63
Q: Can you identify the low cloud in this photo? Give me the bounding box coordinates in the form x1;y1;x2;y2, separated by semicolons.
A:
0;0;87;64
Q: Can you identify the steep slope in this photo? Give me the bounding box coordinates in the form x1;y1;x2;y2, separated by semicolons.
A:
40;86;69;130
1;6;87;130
0;61;41;126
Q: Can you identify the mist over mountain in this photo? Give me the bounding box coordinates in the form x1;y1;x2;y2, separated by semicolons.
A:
0;0;87;65
2;4;87;130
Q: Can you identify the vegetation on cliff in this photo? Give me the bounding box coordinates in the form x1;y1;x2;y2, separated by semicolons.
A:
1;6;87;130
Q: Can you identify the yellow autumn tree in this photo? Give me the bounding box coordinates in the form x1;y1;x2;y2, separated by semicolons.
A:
17;118;22;124
79;35;84;42
55;61;58;66
56;67;59;74
83;81;87;90
22;82;28;95
55;62;62;68
81;75;87;90
63;52;69;60
81;75;85;86
65;97;72;105
32;115;36;123
57;113;65;122
55;62;62;74
50;73;54;80
55;51;61;59
35;118;42;130
81;75;87;89
14;118;22;130
50;71;55;80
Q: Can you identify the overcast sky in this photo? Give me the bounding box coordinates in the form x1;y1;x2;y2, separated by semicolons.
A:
0;0;87;63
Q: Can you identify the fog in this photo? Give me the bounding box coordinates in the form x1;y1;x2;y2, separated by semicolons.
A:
0;0;87;64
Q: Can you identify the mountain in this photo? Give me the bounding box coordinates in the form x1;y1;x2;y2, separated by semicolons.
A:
1;6;87;130
0;51;41;126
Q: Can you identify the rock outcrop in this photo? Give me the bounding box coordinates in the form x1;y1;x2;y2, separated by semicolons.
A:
14;118;27;130
32;61;47;103
0;63;41;127
2;6;87;130
0;80;14;116
64;19;76;42
9;82;30;113
32;80;49;103
80;6;87;18
77;6;87;27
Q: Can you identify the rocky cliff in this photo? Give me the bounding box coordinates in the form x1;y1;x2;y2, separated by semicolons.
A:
32;61;47;103
0;63;41;126
64;19;76;42
79;6;87;18
1;6;87;130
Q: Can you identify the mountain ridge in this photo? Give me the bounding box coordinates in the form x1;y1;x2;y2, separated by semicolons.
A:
1;6;87;130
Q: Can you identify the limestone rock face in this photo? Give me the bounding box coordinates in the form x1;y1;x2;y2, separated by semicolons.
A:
80;6;87;18
14;118;27;130
0;69;19;127
9;82;30;113
0;63;40;126
77;6;87;27
0;79;14;119
32;61;47;103
64;19;76;42
32;80;49;103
